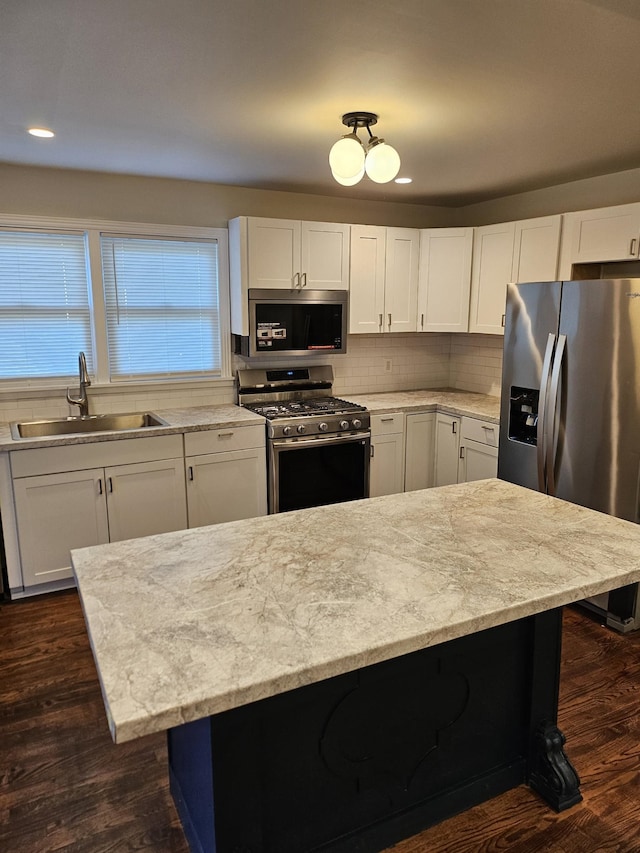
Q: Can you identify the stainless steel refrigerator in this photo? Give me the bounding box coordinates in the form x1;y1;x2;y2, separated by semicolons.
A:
498;278;640;632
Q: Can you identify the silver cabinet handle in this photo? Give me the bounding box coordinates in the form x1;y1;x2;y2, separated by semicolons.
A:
421;313;424;329
217;431;234;438
293;272;300;289
631;238;638;256
378;313;383;329
459;446;465;459
301;272;307;288
380;417;394;422
388;313;392;329
188;466;194;481
452;421;457;434
370;445;375;458
501;313;506;327
97;478;103;495
107;477;113;493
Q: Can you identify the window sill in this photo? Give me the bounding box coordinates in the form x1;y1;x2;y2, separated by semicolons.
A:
0;376;235;402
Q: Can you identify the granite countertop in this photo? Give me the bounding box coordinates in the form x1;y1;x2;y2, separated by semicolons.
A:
0;390;499;451
0;404;265;451
72;479;640;744
346;389;501;422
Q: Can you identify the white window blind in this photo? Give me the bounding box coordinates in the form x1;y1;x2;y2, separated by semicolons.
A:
0;230;93;381
101;235;221;380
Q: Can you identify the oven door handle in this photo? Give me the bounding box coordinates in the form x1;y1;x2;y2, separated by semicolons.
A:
271;432;370;450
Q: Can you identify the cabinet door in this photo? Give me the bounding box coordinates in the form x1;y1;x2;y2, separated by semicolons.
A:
404;412;436;492
384;228;419;333
512;215;561;283
418;228;473;332
469;221;515;335
247;218;301;289
13;469;108;586
186;447;267;528
349;225;386;334
434;414;460;486
106;458;187;542
301;222;350;289
370;432;405;498
458;440;498;483
569;204;640;263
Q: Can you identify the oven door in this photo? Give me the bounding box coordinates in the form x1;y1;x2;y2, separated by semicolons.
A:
269;432;370;514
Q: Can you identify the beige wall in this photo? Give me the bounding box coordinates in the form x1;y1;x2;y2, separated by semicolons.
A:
0;163;457;229
454;166;640;226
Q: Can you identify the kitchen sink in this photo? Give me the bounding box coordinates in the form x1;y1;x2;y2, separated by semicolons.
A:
10;412;168;440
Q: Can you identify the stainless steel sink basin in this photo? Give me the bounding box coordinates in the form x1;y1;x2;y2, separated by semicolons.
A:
10;412;168;440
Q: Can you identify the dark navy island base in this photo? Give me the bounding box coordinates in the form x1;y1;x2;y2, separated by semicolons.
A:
168;608;581;853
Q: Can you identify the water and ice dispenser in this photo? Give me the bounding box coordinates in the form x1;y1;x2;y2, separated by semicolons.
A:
508;387;540;445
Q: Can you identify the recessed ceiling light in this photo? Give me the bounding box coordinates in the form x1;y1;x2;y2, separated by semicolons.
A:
394;177;412;184
28;127;55;138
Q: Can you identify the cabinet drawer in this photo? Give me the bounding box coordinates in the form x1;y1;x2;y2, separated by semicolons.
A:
184;425;265;456
461;417;498;447
10;434;184;478
371;413;405;436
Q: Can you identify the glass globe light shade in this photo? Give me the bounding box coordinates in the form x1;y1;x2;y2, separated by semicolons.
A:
331;166;365;186
329;133;365;179
365;139;401;183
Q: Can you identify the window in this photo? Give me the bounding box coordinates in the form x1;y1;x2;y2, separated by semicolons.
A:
0;230;93;381
0;216;229;388
101;235;222;380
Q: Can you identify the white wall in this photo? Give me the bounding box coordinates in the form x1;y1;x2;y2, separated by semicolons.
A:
453;165;640;226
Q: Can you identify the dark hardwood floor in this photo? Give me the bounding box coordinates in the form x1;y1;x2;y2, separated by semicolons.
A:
1;591;639;852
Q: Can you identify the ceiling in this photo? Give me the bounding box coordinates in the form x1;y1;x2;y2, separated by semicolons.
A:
3;0;640;207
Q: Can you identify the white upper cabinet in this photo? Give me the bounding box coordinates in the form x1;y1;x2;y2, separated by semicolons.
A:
244;217;349;290
469;215;562;335
418;227;473;332
560;203;640;273
349;225;386;334
349;225;419;334
246;218;300;289
300;221;350;289
229;216;350;336
384;228;420;333
469;221;516;335
512;215;562;283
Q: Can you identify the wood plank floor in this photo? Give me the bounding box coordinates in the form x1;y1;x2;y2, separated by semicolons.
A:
1;591;639;852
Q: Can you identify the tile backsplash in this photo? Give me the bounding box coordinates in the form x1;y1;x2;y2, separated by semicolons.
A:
0;333;503;424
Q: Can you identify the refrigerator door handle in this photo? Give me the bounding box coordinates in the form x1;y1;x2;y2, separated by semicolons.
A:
545;333;567;497
537;333;556;493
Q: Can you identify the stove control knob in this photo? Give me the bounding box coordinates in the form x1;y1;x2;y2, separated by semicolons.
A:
339;420;350;430
318;422;328;432
352;418;362;430
282;425;293;436
296;424;306;434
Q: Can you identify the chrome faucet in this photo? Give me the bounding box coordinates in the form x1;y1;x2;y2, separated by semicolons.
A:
66;351;91;416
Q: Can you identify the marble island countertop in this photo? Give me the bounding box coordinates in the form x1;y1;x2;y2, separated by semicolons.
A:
0;390;499;451
72;479;640;744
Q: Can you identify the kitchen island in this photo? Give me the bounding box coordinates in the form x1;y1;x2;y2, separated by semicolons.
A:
71;479;640;853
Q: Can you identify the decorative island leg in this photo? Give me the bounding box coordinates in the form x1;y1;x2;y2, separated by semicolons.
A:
528;722;582;811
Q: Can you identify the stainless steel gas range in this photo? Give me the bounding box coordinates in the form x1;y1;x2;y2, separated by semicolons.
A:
237;365;370;514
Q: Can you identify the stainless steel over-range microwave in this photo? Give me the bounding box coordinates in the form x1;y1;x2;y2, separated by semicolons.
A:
234;289;347;358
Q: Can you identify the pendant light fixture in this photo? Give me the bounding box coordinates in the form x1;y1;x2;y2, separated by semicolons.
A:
329;112;400;185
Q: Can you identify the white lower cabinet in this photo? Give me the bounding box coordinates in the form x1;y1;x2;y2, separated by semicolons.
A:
11;436;187;588
404;412;436;492
457;417;498;483
369;413;405;497
185;426;267;527
12;468;109;587
434;413;461;486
